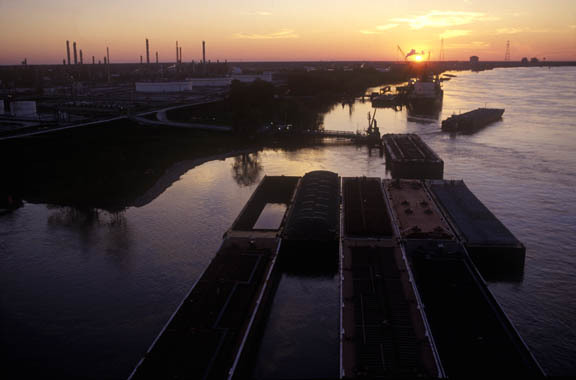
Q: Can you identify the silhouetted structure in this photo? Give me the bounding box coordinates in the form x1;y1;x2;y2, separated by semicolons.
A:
203;40;206;64
66;40;71;65
145;38;150;64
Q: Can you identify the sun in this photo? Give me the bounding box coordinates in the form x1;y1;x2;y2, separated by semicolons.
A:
414;55;423;62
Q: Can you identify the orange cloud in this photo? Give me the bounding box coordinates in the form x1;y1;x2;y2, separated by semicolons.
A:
392;10;497;29
234;29;299;40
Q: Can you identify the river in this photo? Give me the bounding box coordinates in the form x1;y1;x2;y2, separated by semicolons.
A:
1;66;575;378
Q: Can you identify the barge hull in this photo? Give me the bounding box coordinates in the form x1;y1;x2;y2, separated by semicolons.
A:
427;180;525;281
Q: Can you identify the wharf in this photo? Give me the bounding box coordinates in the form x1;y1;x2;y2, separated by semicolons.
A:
427;180;525;281
383;134;443;179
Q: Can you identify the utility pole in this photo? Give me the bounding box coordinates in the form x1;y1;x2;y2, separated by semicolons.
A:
439;38;445;61
505;40;511;61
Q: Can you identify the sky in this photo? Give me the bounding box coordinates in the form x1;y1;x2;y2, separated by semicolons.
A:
0;0;575;64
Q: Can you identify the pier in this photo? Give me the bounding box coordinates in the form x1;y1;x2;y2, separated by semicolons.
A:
129;169;543;379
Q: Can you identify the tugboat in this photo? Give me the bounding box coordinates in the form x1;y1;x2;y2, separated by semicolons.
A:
370;86;400;108
442;108;504;132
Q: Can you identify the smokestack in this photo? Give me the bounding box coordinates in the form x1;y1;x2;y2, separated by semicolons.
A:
146;38;150;64
156;51;158;64
66;40;71;65
80;49;83;64
73;42;78;65
179;47;182;63
176;41;179;64
202;41;206;64
63;59;66;65
106;47;111;82
140;55;143;64
92;56;95;64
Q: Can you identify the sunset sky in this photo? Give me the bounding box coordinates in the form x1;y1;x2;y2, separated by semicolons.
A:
1;0;575;64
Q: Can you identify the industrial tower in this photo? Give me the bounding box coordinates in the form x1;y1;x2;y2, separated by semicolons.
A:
505;41;511;61
439;38;445;61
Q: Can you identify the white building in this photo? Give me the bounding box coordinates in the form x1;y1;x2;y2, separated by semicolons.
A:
135;73;274;93
10;101;38;118
135;81;193;93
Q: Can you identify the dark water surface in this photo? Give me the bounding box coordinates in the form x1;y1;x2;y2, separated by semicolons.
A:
1;66;575;378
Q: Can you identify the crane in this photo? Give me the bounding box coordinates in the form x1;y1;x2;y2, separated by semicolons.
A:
397;45;406;62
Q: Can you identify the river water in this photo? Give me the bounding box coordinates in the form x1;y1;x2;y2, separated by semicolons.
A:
1;66;575;378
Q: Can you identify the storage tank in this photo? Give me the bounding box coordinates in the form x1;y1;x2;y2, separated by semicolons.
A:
11;101;38;118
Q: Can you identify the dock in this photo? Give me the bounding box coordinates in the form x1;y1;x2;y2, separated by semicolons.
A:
129;171;543;379
383;134;444;179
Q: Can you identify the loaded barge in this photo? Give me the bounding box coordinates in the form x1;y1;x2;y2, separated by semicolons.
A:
442;108;504;132
129;170;542;379
340;177;443;378
383;134;444;179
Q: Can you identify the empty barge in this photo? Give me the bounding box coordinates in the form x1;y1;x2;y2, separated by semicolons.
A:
427;179;526;281
406;240;543;377
383;134;444;179
442;108;504;132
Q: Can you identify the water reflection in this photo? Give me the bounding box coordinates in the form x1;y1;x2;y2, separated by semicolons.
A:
231;152;263;187
406;106;441;124
47;206;132;263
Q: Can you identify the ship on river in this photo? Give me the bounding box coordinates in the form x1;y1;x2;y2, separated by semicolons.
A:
442;108;505;132
400;74;444;113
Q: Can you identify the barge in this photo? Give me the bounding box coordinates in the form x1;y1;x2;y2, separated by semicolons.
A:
401;75;444;113
442;108;504;132
382;134;444;179
406;240;543;377
340;177;443;378
427;179;526;281
281;170;340;274
384;179;453;240
130;171;542;379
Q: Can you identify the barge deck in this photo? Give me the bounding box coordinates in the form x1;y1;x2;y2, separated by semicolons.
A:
340;177;443;378
427;179;526;281
382;134;444;179
130;171;541;379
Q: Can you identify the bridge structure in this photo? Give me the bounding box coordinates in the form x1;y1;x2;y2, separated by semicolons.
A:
0;95;227;141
